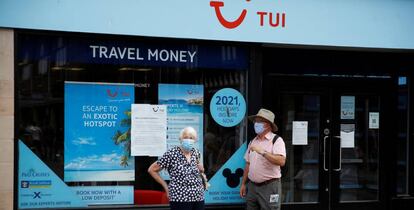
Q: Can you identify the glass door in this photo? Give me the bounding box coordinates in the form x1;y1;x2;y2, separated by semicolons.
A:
264;75;392;210
329;78;390;210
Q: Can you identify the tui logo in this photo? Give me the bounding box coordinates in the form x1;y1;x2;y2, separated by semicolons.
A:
106;89;118;98
210;0;286;29
210;1;248;29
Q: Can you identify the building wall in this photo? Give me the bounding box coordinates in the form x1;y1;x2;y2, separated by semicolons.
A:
0;28;14;210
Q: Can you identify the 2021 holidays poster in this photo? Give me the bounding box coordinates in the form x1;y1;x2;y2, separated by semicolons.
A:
64;82;135;182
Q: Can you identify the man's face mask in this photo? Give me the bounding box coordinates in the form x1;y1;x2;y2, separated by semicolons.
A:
254;122;265;134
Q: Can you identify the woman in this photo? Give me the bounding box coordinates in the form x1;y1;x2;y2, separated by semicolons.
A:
148;126;205;210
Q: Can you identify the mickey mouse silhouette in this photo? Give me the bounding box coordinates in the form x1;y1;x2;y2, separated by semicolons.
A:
222;168;244;188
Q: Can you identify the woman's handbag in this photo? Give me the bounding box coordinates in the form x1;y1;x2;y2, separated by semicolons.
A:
196;151;210;190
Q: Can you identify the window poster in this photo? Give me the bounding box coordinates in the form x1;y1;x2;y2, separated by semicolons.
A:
369;112;379;129
19;140;87;209
209;88;246;127
131;104;167;156
64;82;135;182
158;84;204;152
70;186;134;205
292;121;308;145
341;96;355;120
205;143;246;204
340;124;355;148
158;84;204;178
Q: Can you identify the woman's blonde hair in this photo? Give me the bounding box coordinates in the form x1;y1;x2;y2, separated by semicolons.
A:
179;126;198;140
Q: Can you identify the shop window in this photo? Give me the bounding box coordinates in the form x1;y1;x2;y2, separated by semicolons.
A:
16;32;248;209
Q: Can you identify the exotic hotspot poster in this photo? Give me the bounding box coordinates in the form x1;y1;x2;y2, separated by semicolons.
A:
64;82;135;182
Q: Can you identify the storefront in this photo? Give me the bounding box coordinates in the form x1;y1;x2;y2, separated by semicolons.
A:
14;31;250;209
0;0;414;210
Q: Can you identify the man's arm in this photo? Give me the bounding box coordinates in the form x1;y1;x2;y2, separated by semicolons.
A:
239;162;250;198
250;145;286;166
262;152;285;166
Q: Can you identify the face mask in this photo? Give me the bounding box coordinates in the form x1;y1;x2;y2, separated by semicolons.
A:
254;122;265;134
181;138;195;151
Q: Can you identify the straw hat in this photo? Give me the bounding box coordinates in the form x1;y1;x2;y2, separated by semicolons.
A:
248;108;278;132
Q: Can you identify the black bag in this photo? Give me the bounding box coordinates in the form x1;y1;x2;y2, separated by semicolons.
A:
200;172;209;190
196;151;210;190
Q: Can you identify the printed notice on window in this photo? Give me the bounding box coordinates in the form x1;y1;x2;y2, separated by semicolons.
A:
340;124;355;148
369;112;379;129
292;121;308;145
131;104;167;156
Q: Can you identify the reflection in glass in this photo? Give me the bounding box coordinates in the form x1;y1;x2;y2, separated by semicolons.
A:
339;96;379;201
281;94;320;203
396;76;409;194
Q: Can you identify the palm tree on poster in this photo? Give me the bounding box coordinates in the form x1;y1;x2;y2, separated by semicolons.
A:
112;110;131;167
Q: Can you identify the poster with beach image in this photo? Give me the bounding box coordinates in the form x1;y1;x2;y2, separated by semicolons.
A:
158;83;204;152
64;82;135;182
158;84;204;180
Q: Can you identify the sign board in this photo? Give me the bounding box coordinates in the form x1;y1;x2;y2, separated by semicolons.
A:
2;0;414;49
131;104;167;156
341;96;355;120
64;82;135;182
71;186;133;205
369;112;379;129
292;121;308;145
210;88;246;127
19;140;87;209
340;124;355;148
158;84;204;179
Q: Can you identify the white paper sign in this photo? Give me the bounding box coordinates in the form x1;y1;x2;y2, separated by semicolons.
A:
292;121;308;145
341;96;355;119
340;124;355;148
369;112;379;129
131;104;167;156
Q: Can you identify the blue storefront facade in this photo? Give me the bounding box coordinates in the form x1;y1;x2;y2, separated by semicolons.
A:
0;0;414;209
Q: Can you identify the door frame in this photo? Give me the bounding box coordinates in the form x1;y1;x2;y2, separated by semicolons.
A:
263;75;395;210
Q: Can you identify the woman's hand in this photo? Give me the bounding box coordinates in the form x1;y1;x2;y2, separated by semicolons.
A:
164;187;170;199
148;162;169;195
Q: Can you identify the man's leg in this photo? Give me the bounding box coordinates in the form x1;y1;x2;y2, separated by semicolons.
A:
256;180;282;210
246;182;260;210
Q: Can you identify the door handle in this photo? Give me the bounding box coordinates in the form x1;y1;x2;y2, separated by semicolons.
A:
323;136;329;171
333;136;342;172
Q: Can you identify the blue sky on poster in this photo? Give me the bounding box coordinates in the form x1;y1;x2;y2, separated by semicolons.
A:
158;84;203;101
64;83;134;171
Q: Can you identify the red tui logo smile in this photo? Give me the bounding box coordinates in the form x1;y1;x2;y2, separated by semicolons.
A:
106;89;118;98
210;1;247;29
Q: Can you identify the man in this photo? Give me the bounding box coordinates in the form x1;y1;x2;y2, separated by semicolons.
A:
240;108;286;210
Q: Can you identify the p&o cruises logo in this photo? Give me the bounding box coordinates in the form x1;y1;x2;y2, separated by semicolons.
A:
210;0;286;29
21;169;52;189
